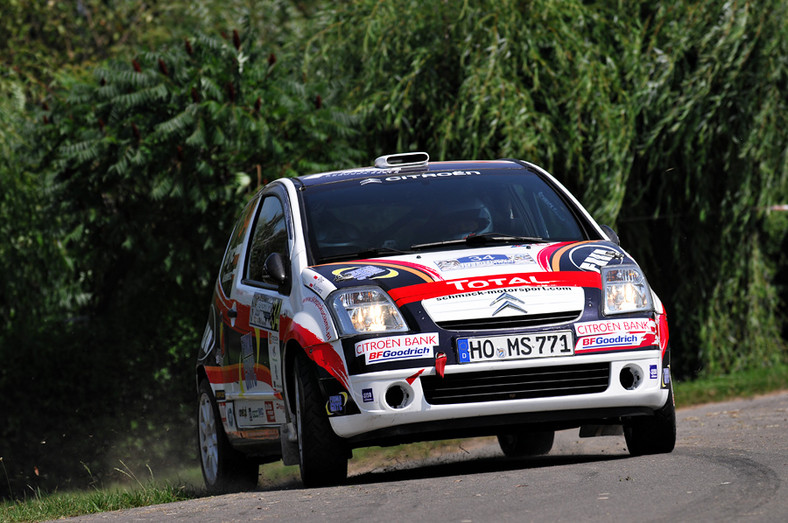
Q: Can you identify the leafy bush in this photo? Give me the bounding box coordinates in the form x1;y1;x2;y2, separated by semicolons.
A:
302;0;788;376
1;0;785;500
0;28;359;498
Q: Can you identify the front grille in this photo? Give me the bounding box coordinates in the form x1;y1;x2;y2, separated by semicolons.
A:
421;362;610;405
435;310;582;331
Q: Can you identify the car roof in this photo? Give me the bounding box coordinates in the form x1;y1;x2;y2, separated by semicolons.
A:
295;159;527;188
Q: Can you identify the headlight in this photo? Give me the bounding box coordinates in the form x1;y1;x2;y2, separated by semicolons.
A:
327;287;408;335
601;265;654;315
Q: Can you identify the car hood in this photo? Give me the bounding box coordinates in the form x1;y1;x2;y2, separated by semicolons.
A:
302;240;635;309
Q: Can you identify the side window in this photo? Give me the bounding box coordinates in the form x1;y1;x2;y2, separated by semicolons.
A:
246;196;289;285
219;197;259;296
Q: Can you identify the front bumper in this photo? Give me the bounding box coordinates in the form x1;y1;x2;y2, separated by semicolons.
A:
329;349;668;439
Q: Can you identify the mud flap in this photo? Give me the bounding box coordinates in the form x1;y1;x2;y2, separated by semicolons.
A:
579;424;624;437
280;422;300;466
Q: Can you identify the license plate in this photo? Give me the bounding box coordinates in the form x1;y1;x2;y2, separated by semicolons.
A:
457;331;574;363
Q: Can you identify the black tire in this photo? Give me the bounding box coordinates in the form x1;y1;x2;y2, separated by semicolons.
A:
497;430;555;458
624;385;677;456
197;380;259;493
294;354;349;487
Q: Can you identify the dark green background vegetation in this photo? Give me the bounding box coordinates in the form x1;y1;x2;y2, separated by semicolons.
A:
1;0;785;499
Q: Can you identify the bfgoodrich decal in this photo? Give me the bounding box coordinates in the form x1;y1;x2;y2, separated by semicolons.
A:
355;333;439;365
577;333;647;350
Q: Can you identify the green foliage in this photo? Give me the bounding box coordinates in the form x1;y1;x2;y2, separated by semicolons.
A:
623;1;788;375
1;0;786;502
302;0;643;222
303;0;788;376
0;27;359;499
1;0;168;87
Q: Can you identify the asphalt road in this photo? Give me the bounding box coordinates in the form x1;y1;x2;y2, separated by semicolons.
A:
67;391;788;522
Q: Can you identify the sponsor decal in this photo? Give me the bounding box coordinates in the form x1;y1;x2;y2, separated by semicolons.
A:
356;333;439;365
362;388;374;403
574;318;657;337
225;403;236;430
235;400;286;427
537;241;631;273
265;401;276;423
302;296;332;341
576;333;646;351
199;310;215;359
305;167;401;180
384;170;481;181
434;285;572;302
650;365;658;380
267;330;283;392
239;407;266;423
444;274;597;292
435;253;536;271
390;272;600;306
367;346;432;364
663;367;671;386
356;333;439;356
302;268;336;299
327;392;348;415
240;333;257;390
333;265;399;282
249;294;282;330
568;245;625;272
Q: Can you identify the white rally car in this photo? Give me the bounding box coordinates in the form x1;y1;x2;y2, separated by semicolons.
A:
196;152;675;490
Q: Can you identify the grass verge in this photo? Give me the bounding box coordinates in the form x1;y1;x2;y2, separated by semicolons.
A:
673;363;788;407
2;364;786;522
0;471;198;522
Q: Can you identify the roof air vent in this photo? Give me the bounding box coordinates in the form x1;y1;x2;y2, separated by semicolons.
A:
374;152;430;169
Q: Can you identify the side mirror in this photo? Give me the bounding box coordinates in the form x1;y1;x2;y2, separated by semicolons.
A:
264;252;289;286
600;225;620;246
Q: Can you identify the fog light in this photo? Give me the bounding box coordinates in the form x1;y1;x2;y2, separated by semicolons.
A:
384;383;413;409
620;365;643;391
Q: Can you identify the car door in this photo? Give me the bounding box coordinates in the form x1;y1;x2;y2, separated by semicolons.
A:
229;191;292;430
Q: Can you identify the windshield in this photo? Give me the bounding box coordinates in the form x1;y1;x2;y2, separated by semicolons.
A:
301;169;588;263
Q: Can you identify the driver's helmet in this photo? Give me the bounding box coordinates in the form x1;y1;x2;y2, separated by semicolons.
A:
435;198;493;239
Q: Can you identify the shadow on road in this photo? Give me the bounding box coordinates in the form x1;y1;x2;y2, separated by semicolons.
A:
346;452;631;486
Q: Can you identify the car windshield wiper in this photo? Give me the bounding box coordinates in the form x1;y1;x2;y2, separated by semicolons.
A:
468;233;550;244
411;233;549;251
318;246;414;263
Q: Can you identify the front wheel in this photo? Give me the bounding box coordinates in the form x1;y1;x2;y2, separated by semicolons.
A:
197;380;259;492
497;430;555;458
294;354;349;487
624;386;676;456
